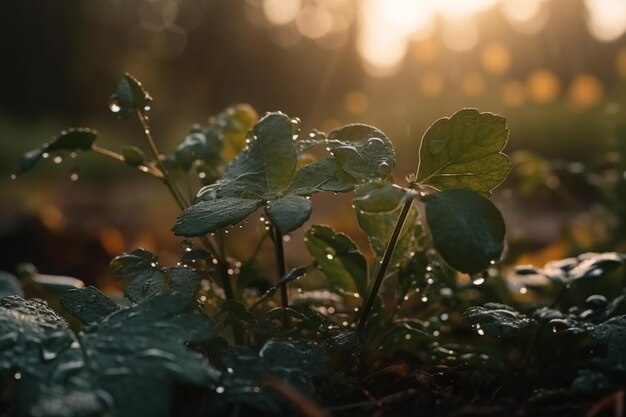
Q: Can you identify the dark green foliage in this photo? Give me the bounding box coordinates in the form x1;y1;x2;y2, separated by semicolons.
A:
464;303;534;337
425;189;505;274
0;272;23;298
110;73;153;118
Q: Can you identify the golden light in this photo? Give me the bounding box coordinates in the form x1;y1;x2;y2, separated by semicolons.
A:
296;5;333;39
584;0;626;42
344;90;369;114
441;18;478;52
567;74;604;110
527;70;560;103
262;0;301;25
481;42;511;74
411;40;439;63
501;81;526;106
418;71;445;97
461;73;485;97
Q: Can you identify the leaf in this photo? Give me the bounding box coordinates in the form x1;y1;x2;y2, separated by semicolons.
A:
120;145;145;167
542;252;623;284
216;300;256;326
266;194;312;234
355;204;419;270
464;303;534;337
213;103;258;161
425;189;505;274
416;108;510;195
287;158;356;195
168;266;203;301
15;128;97;176
110;73;153;118
304;225;368;296
110;249;164;302
353;180;406;212
588;315;626;373
0;271;23;298
219;112;296;198
173;197;263;237
174;129;222;171
213;339;327;414
327;124;396;180
60;286;120;324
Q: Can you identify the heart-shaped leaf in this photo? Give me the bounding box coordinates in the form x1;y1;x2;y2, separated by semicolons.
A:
425;189;505;274
416;109;510;195
265;194;312;234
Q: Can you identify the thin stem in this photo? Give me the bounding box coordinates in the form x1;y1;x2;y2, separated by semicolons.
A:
356;194;415;337
91;145;163;178
135;110;189;210
273;226;289;308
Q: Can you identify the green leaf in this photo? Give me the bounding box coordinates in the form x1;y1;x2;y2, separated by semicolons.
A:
219;112;296;198
304;225;368;296
327;124;396;180
265;194;312;234
168;266;203;301
0;272;23;298
174;129;222;171
110;248;164;302
15;128;97;176
542;252;623;284
355;204;419;270
110;73;153;118
120;145;145;167
217;300;256;326
287;158;356;195
253;266;308;307
464;303;534;337
353;180;406;212
173;197;263;236
425;189;505;274
60;286;120;324
416;109;510;195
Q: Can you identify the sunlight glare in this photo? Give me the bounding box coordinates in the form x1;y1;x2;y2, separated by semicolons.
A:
262;0;301;25
584;0;626;42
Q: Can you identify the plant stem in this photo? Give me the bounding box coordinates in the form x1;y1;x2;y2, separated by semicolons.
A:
356;194;415;337
272;226;289;308
91;145;163;178
135;110;189;211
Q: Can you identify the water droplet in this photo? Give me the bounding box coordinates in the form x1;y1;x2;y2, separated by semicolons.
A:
144;104;151;112
282;234;291;242
42;152;50;159
366;137;385;149
14;372;21;380
150;262;158;268
109;96;121;113
53;155;63;164
216;386;225;394
326;253;334;260
440;313;449;321
472;277;485;286
180;239;193;253
519;287;528;294
10;174;17;180
405;334;412;340
476;324;485;336
69;167;79;181
70;151;78;158
421;296;428;302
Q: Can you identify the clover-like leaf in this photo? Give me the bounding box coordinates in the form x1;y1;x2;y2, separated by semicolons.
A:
425;189;505;274
464;303;534;337
266;194;312;234
287;158;356;195
110;248;164;302
60;286;121;324
416;109;510;195
328;124;396;180
174;197;263;236
304;225;368;296
174;129;222;171
15;128;97;176
110;73;153;118
353;180;406;212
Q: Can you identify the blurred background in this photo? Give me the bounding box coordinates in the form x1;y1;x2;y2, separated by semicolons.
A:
2;0;626;290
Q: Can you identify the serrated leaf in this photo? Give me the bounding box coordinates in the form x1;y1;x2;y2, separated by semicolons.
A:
304;225;368;296
588;315;626;373
353;180;406;212
217;300;256;325
416;109;510;195
60;286;120;324
464;303;533;337
110;73;152;118
120;145;145;167
327;124;396;180
287;158;356;195
15;129;97;176
265;194;312;234
425;189;505;274
173;197;263;237
168;266;203;301
111;248;164;302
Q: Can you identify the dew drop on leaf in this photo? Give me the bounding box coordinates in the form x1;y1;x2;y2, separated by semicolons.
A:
366;137;385;149
42;152;50;159
109;96;121;113
53;155;63;164
10;174;16;180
